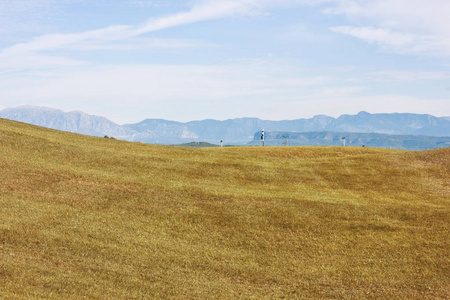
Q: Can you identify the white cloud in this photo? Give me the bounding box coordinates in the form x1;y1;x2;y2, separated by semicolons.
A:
330;26;450;56
1;25;134;56
327;0;450;32
1;0;328;56
0;0;332;72
328;0;450;57
0;1;261;57
368;70;450;82
331;26;414;47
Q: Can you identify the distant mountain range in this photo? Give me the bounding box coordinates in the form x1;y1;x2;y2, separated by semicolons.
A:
1;106;449;150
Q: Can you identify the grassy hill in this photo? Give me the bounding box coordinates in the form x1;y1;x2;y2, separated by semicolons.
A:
1;118;449;299
174;141;220;148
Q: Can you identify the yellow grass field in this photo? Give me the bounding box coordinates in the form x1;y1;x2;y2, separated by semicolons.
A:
0;118;449;299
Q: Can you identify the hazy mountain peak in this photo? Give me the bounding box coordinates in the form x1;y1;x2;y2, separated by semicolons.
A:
357;111;370;116
0;106;131;138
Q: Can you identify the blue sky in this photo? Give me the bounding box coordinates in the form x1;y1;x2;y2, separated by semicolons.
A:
1;0;449;123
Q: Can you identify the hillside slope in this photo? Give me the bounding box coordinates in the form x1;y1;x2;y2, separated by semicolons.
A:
0;118;449;299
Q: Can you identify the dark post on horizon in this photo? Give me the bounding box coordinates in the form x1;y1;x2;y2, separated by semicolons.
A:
261;129;265;147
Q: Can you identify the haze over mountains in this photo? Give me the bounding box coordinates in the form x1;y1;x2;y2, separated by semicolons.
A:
0;106;132;138
1;106;449;149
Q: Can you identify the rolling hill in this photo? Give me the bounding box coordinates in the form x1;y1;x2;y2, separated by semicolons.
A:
0;118;449;299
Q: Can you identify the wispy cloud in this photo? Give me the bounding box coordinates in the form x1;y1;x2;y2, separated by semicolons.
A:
0;0;330;72
1;0;328;55
0;1;257;56
368;70;450;82
328;0;450;57
1;25;134;55
331;26;450;56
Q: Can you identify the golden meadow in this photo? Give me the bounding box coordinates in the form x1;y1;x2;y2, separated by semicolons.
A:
0;118;449;299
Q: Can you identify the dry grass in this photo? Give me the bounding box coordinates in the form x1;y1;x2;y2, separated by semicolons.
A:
0;118;449;299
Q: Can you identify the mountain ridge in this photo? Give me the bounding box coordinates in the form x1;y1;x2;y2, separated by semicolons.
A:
0;106;133;139
1;106;449;147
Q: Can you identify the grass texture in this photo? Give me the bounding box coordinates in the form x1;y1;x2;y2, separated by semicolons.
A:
0;118;449;299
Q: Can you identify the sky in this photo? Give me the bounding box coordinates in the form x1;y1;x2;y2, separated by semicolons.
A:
0;0;449;124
